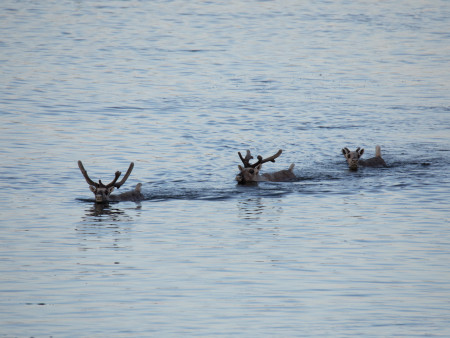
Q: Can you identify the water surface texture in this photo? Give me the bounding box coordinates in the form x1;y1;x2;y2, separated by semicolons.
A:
1;0;449;336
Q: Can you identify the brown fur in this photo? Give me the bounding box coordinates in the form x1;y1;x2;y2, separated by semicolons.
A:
342;145;387;170
108;183;144;202
236;163;296;184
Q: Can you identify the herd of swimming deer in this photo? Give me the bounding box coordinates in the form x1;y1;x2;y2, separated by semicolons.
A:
78;146;387;203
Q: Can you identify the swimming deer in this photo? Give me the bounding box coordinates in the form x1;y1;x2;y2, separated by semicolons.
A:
236;149;296;184
341;145;387;171
78;160;143;203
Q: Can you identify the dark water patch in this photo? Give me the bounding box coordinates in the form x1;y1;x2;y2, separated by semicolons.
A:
77;198;97;203
388;157;447;169
107;106;147;111
79;203;136;223
317;124;363;130
181;49;211;53
76;181;299;203
144;182;295;202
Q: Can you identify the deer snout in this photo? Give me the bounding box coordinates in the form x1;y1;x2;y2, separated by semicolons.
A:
92;187;112;203
94;190;108;203
348;160;359;171
95;194;105;203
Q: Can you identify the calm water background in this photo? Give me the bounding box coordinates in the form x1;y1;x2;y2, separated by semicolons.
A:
1;0;449;336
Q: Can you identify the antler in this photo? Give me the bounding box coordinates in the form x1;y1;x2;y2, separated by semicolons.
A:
78;160;99;187
105;171;121;188
238;150;254;167
114;162;134;189
78;161;134;188
238;149;283;168
253;149;283;167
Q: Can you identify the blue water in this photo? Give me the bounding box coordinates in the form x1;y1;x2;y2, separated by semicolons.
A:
1;0;449;336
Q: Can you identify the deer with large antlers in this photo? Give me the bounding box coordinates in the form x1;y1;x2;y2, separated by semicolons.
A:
236;149;296;184
78;161;143;203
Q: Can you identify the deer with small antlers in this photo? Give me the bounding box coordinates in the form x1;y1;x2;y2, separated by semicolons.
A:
78;160;143;203
341;145;387;171
236;149;296;184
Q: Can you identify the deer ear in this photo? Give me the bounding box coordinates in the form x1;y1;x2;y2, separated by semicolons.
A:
107;186;115;194
359;148;364;156
256;164;262;170
342;148;348;155
89;186;96;193
238;165;244;172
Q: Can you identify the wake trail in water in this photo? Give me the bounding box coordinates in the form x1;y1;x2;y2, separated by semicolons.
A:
76;156;444;204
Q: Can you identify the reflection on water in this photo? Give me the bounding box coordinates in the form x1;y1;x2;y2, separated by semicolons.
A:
76;204;140;251
82;202;140;220
237;197;283;222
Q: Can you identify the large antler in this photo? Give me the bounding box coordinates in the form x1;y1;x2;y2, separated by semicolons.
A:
78;160;99;187
238;149;283;168
104;171;121;188
254;149;283;167
114;162;134;189
78;161;134;188
238;150;254;168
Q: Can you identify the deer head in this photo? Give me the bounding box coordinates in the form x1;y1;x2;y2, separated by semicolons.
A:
78;160;134;203
237;163;263;184
236;149;282;184
342;147;364;171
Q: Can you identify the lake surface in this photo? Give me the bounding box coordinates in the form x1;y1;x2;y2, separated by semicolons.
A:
1;0;449;336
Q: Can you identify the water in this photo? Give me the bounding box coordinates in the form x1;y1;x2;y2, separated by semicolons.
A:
1;0;449;336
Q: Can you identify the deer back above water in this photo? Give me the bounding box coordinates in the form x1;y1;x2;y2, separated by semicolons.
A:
236;149;296;184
